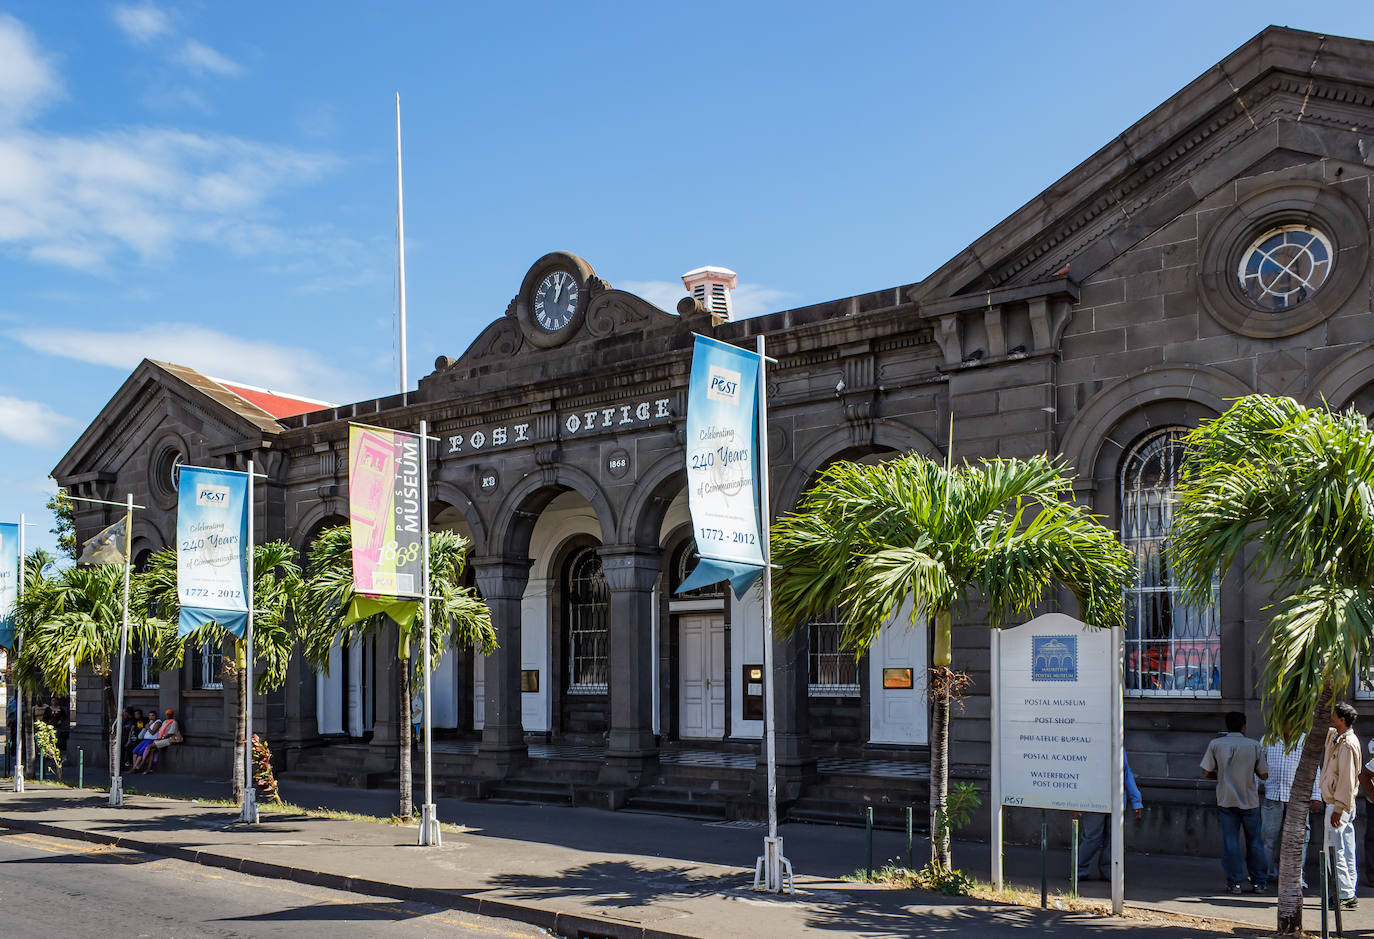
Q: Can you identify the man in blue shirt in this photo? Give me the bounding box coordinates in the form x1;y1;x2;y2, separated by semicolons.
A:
1076;753;1144;881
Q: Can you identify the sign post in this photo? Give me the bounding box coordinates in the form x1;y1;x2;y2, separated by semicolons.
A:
417;419;440;847
991;613;1120;908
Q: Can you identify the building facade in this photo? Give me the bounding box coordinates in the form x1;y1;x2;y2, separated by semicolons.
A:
54;27;1374;851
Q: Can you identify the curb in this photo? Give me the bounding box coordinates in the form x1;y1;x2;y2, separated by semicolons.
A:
0;814;698;939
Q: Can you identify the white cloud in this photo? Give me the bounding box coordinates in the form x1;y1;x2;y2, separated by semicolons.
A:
0;15;60;128
620;279;795;319
0;395;76;446
176;40;242;78
111;3;173;44
11;323;360;405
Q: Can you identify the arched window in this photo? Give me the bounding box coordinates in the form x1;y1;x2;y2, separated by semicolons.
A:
672;543;724;600
565;547;609;694
1120;428;1220;697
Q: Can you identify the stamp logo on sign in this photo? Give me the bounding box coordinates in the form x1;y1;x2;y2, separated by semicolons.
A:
1031;635;1078;682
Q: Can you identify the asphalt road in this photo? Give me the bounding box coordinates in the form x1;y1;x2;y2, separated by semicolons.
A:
0;830;552;939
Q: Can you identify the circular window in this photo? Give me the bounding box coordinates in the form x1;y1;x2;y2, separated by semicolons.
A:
151;446;184;501
1197;182;1368;339
1236;226;1333;311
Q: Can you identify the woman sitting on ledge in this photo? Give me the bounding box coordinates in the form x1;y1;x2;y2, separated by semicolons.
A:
132;709;181;773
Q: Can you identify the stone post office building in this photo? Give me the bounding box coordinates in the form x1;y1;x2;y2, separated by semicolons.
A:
54;27;1374;851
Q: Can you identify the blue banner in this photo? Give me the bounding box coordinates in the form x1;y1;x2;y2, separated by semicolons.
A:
0;523;17;650
177;467;249;637
679;335;765;598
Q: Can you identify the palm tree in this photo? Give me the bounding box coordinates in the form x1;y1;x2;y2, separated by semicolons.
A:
16;559;179;774
295;525;495;817
771;453;1134;868
1170;394;1374;935
136;541;302;801
3;550;58;774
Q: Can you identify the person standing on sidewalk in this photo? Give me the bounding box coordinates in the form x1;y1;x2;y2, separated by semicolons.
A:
1261;734;1320;889
1321;702;1361;910
1202;711;1270;893
1075;752;1144;881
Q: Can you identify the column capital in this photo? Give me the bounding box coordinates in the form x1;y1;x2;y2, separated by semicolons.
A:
470;555;533;600
596;543;662;593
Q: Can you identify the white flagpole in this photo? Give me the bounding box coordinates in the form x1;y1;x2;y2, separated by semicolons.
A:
241;461;259;824
418;420;439;845
990;627;1003;889
12;514;25;792
1110;621;1124;914
753;334;792;893
395;93;408;399
110;496;132;806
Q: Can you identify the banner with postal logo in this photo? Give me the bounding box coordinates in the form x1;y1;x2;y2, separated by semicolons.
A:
348;425;423;600
679;335;765;598
177;466;250;637
0;522;18;650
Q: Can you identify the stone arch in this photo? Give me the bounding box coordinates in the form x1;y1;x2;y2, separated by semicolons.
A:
1306;345;1374;412
130;515;167;560
428;479;487;554
291;504;347;561
618;450;687;547
777;420;941;514
490;465;617;558
1060;365;1251;487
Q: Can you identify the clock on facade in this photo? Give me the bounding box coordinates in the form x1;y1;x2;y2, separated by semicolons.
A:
533;269;580;332
514;252;599;349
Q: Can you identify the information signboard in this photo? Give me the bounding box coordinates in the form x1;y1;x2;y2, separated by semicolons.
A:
996;612;1112;813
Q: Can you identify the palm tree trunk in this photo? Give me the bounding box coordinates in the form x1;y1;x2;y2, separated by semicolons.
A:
1276;691;1334;935
930;665;951;869
398;655;412;818
102;672;116;774
231;643;246;803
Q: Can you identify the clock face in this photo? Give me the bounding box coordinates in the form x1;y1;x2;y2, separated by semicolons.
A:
533;269;580;332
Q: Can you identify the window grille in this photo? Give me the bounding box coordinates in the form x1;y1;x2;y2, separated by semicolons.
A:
566;547;609;694
1356;655;1374;700
808;609;860;696
194;640;224;691
1120;429;1221;697
673;543;724;600
131;643;159;690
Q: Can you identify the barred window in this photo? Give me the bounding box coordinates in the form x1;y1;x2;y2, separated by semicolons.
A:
1121;429;1221;697
1356;655;1374;700
193;640;223;691
131;643;159;690
673;543;725;600
565;547;609;694
808;609;860;697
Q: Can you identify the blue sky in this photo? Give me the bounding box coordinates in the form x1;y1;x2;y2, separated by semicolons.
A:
1;1;1372;553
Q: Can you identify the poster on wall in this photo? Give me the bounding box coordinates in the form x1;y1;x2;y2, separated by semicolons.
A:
348;424;422;598
996;612;1112;813
0;522;17;649
678;334;764;598
176;466;249;637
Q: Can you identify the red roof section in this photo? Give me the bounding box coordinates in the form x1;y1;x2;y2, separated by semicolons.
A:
212;380;333;419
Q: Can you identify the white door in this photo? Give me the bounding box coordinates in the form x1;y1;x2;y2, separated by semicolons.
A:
346;640;364;737
316;638;344;735
679;614;726;740
430;650;459;729
473;652;486;730
868;600;928;745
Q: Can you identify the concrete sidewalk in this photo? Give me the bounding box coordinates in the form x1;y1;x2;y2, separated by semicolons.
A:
0;772;1357;938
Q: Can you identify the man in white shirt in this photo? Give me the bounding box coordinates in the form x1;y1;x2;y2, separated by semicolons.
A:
1260;735;1319;889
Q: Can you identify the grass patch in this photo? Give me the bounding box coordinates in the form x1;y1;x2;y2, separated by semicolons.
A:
28;779;468;833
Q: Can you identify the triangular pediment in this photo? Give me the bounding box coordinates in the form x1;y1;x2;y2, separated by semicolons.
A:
52;359;283;482
910;26;1374;306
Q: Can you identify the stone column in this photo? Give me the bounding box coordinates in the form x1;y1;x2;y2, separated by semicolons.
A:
472;555;531;778
769;627;817;802
597;544;661;787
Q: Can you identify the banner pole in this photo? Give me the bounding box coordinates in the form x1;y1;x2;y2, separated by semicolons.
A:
395;93;408;399
12;514;25;792
753;333;791;893
418;420;440;846
110;496;132;806
1110;620;1123;914
241;461;258;823
990;625;1003;889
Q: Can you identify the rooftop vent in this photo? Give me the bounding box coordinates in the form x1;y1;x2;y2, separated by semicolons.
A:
681;265;738;325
